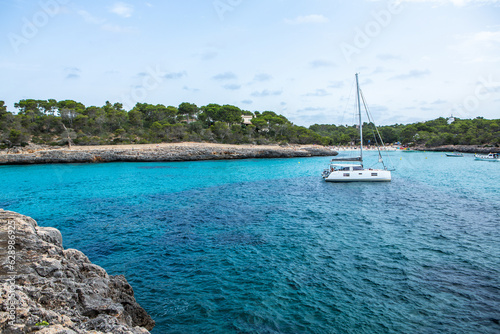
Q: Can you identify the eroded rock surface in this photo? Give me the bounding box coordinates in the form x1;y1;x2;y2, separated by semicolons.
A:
0;210;155;333
0;143;337;165
414;144;500;153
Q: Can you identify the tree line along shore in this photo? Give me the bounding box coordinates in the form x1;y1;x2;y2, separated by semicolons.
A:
1;99;499;150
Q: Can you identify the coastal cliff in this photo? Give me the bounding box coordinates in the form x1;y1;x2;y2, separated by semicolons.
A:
0;143;337;165
0;210;155;333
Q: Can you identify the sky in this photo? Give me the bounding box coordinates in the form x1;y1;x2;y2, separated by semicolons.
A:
1;0;499;126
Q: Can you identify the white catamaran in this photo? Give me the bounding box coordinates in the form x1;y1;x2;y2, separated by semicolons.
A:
322;73;392;182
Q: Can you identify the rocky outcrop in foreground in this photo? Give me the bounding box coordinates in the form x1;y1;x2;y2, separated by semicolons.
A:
0;143;337;165
0;210;155;333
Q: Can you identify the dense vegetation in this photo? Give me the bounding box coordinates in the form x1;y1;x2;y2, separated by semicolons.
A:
0;99;328;148
1;99;498;148
310;117;500;147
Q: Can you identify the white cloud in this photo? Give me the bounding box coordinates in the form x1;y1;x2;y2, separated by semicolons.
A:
163;71;187;79
223;84;241;90
377;54;402;61
251;89;283;97
328;81;344;89
390;69;431;80
77;10;106;25
201;51;218;60
183;86;200;93
431;99;447;104
285;14;329;25
452;30;500;62
77;9;134;33
470;30;500;43
253;73;272;82
212;72;237;81
110;2;134;18
309;60;336;68
304;89;331;97
393;0;500;6
64;67;81;80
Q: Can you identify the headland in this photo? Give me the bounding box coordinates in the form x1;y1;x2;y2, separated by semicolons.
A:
0;142;337;165
412;144;500;153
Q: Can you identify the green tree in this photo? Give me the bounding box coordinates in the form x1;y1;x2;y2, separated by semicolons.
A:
41;99;58;115
251;118;268;132
14;99;44;116
57;100;85;128
14;99;46;124
0;101;7;121
400;124;418;144
178;102;198;122
211;121;231;141
199;103;221;125
7;129;29;146
128;109;143;128
103;101;128;131
378;126;398;144
132;103;177;126
165;106;178;123
218;105;242;124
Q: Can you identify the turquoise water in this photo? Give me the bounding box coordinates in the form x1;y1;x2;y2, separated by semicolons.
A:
1;151;499;333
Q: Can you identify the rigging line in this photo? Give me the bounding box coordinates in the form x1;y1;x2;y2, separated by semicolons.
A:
366;103;383;152
360;90;382;148
360;89;384;148
359;88;390;170
359;88;396;171
352;93;357;134
359;89;380;147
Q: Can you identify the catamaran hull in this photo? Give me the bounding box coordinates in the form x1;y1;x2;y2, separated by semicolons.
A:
324;170;391;182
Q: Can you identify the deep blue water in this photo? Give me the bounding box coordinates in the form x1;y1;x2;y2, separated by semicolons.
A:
1;151;499;333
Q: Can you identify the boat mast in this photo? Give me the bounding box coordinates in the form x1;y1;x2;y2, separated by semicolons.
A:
356;73;363;166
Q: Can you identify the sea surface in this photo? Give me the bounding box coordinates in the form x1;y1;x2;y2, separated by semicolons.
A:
1;151;499;333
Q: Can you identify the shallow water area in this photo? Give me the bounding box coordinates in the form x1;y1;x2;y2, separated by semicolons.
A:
1;151;499;333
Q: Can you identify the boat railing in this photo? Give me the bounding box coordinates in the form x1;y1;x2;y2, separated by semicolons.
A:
330;156;362;162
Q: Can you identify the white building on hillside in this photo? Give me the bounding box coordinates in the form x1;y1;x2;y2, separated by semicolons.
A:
242;115;254;125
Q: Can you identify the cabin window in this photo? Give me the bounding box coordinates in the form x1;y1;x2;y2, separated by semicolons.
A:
353;166;363;170
371;173;378;176
343;173;350;177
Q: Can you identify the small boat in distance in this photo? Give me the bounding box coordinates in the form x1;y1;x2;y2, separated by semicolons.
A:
400;147;418;152
474;153;500;161
446;152;463;157
322;74;392;182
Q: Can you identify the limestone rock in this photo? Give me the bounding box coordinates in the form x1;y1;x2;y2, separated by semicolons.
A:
0;210;155;333
414;144;500;153
0;143;337;165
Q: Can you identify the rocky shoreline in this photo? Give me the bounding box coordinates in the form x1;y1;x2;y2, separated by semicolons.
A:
0;143;337;165
0;210;155;333
412;145;500;153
